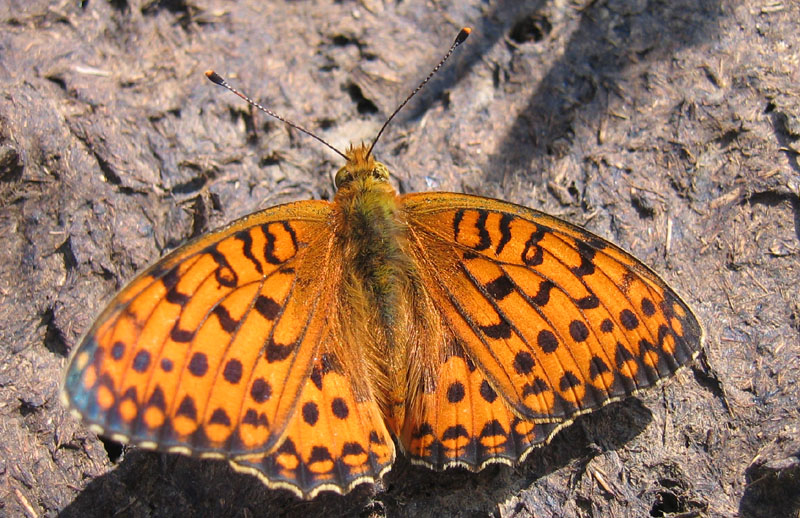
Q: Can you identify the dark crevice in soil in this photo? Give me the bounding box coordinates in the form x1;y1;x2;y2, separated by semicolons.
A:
509;13;553;44
100;436;124;463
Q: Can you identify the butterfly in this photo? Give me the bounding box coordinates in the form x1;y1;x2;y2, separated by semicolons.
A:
61;28;703;499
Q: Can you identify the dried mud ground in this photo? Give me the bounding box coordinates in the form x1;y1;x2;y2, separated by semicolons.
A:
1;1;799;517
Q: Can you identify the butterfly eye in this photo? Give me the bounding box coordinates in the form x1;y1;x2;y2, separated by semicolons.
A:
372;163;390;181
334;167;350;188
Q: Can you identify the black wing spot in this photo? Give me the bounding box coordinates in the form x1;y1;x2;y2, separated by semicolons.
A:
254;295;281;321
412;422;434;439
522;377;550;397
441;424;469;441
570;240;597;277
170;325;194;343
481;319;512;340
309;445;333;463
479;380;497;403
111;341;125;361
212;304;239;333
162;267;190;305
187;352;208;377
641;297;656;316
209;247;238;288
600;318;614;333
132;350;151;373
615;342;635;367
537;329;559;353
569;320;589;342
265;337;295;363
453;209;465;241
342;441;366;456
571;256;595;277
639;338;657;353
576;240;597;259
147;386;165;410
331;397;349;419
479;419;507;438
250;378;271;403
513;351;536;375
473;210;491;251
165;287;191;305
589;356;610;380
310;353;338;390
559;371;582;390
620;309;639;330
236;229;263;274
446;381;465;404
209;408;231;426
222;359;243;384
485;274;514;300
242;409;268;427
161;266;180;290
176;395;197;419
522;234;545;266
302;401;319;426
576;294;599;309
262;224;284;265
532;280;553;306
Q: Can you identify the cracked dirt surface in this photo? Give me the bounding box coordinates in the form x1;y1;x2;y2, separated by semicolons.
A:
1;1;798;517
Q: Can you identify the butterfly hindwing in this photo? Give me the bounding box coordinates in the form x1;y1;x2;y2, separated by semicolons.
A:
402;192;703;427
230;328;395;499
399;338;561;470
62;201;339;456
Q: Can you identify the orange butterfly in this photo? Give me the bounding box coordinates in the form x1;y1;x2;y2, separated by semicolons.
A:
61;28;703;499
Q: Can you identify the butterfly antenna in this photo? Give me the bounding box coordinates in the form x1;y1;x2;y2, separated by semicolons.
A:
366;27;471;159
205;70;349;161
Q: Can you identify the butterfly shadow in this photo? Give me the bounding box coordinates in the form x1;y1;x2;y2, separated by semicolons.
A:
57;400;653;517
57;445;386;518
377;398;654;511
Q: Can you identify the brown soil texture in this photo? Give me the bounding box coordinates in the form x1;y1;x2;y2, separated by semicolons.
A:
1;1;799;517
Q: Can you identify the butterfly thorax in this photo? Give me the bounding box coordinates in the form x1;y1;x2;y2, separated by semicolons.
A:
332;144;421;424
333;144;410;307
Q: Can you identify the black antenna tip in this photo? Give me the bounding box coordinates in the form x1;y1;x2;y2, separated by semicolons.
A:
455;27;471;45
205;70;225;85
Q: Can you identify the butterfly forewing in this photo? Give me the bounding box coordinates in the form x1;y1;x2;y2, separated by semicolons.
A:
402;192;703;425
62;201;338;455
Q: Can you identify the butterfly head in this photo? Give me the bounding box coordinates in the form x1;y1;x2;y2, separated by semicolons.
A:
335;143;390;189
